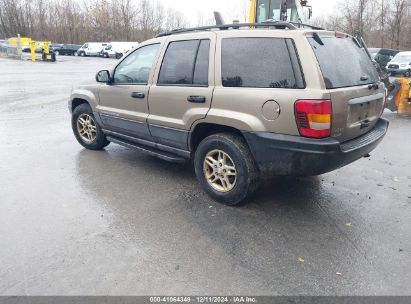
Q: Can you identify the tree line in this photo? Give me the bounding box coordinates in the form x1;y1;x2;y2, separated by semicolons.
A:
0;0;189;44
1;0;410;50
312;0;411;50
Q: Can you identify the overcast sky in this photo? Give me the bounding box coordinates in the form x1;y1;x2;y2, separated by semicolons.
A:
157;0;338;25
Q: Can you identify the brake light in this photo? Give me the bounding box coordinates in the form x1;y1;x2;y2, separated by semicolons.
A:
294;99;332;138
335;31;347;38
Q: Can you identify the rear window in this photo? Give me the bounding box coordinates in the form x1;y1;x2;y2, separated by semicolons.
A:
308;36;379;89
221;38;305;89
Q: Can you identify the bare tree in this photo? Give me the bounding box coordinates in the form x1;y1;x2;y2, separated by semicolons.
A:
390;0;407;49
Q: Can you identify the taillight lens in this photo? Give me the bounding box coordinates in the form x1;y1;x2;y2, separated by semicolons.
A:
294;99;332;138
335;31;347;38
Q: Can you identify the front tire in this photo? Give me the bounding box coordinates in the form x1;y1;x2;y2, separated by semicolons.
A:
405;70;411;77
72;104;109;150
194;133;259;206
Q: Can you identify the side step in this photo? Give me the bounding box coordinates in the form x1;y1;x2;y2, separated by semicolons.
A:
106;136;187;163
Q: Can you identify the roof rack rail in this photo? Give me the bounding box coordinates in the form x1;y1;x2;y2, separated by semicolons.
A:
280;21;323;30
156;21;324;38
156;21;297;38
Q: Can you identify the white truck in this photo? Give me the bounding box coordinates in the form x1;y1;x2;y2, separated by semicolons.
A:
77;42;108;57
101;42;139;59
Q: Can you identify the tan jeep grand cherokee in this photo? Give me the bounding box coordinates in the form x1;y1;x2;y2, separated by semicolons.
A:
69;22;389;206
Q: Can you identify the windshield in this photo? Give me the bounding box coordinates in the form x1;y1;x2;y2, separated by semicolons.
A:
309;36;379;89
256;0;305;23
105;45;112;50
392;54;411;63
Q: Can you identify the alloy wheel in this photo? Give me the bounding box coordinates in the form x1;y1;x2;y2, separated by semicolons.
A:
76;114;97;144
203;149;237;192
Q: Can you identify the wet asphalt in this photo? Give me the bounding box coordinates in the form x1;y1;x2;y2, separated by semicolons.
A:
0;56;410;296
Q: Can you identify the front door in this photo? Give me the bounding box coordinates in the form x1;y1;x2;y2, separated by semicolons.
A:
97;43;161;140
147;33;216;150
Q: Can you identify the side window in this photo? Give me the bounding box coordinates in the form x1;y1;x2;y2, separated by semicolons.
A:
114;43;160;85
221;38;304;89
158;39;210;86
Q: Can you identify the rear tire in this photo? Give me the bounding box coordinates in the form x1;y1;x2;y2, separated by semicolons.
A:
405;70;411;77
72;104;109;150
194;133;259;206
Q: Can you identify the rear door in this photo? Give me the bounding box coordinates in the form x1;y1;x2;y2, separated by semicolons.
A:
308;34;385;142
147;33;216;150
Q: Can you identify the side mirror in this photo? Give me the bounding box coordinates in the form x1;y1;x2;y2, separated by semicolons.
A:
96;70;111;83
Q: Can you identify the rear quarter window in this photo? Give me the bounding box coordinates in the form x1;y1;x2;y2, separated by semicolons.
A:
221;37;305;89
308;36;379;89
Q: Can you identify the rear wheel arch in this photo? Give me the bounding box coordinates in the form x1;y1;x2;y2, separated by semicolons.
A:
189;123;247;152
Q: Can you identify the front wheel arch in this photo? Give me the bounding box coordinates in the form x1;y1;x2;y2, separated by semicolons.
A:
71;98;89;113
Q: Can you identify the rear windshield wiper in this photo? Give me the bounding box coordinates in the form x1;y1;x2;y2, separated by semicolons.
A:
352;37;362;48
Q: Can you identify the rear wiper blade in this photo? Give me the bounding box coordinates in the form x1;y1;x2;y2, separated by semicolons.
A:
352;37;362;48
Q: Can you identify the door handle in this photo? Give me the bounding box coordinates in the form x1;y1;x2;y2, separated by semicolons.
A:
187;96;206;103
131;92;145;99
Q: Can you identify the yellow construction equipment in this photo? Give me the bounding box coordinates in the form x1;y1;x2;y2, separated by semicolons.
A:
28;40;54;62
394;78;411;115
249;0;312;24
7;37;55;62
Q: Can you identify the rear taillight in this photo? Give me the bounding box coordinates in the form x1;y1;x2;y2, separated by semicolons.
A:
335;31;347;38
294;99;332;138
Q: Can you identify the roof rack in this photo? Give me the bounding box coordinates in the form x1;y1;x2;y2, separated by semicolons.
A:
156;21;324;38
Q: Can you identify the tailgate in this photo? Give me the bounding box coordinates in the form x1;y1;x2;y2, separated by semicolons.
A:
330;86;385;142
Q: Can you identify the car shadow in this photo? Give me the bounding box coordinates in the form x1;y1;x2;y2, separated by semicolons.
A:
73;146;370;293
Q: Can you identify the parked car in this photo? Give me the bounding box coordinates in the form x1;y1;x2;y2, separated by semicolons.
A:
49;44;63;53
386;51;411;77
54;44;82;56
369;48;399;71
77;42;108;57
69;24;388;205
101;42;139;59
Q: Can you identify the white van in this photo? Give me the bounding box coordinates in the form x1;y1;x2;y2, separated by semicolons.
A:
102;42;139;59
77;42;108;57
386;51;411;77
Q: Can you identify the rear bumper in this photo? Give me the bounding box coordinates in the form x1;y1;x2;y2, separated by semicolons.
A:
242;118;389;176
